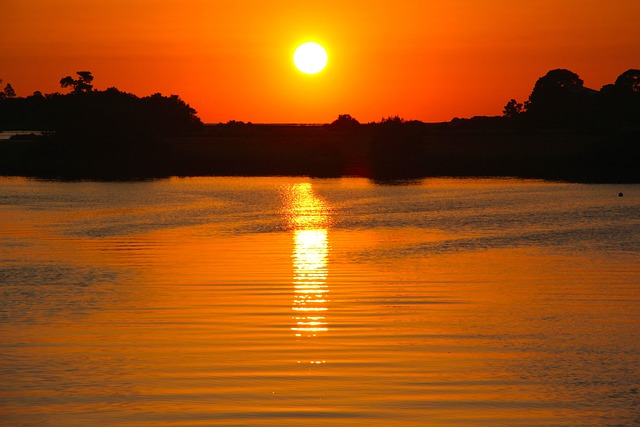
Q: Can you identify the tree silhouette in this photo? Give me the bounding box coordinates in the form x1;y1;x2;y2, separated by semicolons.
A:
502;99;523;118
597;69;640;127
3;83;16;98
60;71;94;93
615;69;640;93
330;114;360;129
380;115;405;125
528;69;584;106
525;69;594;128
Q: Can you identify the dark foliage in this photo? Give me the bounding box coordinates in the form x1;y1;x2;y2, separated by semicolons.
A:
0;73;202;178
615;69;640;93
597;69;640;128
507;68;640;130
3;83;16;99
502;99;523;118
60;71;94;94
524;69;592;128
0;68;638;181
0;86;202;137
329;114;360;129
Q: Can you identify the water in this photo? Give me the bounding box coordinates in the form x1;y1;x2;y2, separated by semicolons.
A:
1;177;639;426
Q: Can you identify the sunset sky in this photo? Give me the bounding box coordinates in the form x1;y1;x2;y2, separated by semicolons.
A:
2;0;639;123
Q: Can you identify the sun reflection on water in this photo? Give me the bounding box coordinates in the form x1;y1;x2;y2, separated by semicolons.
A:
285;183;330;339
292;229;329;337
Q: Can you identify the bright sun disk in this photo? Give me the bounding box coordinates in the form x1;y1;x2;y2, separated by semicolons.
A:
293;42;328;75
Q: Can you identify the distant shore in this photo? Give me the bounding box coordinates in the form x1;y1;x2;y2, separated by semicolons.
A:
2;68;638;182
1;121;639;183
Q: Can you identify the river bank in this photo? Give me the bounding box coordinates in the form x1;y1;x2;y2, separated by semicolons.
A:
1;123;638;182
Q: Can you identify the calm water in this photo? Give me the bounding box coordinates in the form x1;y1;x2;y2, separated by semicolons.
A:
1;177;639;426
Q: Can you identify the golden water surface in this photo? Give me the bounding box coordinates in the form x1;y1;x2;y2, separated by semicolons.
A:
1;177;639;426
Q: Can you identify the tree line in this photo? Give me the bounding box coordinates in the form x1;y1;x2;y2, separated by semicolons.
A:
325;68;640;131
0;68;638;181
502;69;639;130
2;68;638;135
0;71;202;139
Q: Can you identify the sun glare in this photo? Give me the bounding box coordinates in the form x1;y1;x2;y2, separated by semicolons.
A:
293;42;328;75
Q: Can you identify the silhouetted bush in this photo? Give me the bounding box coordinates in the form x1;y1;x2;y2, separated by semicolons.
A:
329;114;360;130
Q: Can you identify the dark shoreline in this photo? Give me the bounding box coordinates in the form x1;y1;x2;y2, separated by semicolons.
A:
2;68;638;182
1;123;639;183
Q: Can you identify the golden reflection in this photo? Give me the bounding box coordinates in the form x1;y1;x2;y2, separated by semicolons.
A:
286;183;330;230
292;229;329;337
286;183;330;338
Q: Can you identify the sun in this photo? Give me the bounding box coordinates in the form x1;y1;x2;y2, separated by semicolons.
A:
293;42;328;75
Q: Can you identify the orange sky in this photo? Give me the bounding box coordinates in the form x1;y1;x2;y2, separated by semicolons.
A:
1;0;638;123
